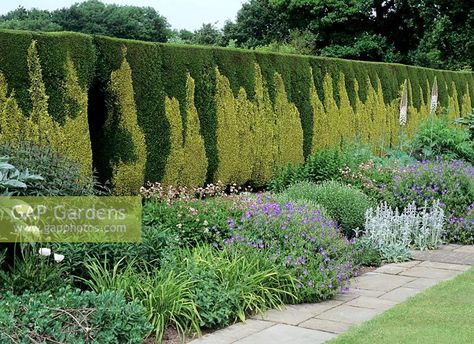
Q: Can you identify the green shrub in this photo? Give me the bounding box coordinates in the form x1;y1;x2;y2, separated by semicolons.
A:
409;115;474;163
0;141;100;196
455;108;474;140
268;144;375;192
281;181;374;236
0;287;150;343
142;197;245;247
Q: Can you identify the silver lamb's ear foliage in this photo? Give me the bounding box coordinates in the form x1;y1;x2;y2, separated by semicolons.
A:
399;79;408;126
430;77;438;114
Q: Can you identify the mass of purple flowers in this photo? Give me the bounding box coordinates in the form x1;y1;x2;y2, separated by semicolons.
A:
387;160;474;244
221;194;354;303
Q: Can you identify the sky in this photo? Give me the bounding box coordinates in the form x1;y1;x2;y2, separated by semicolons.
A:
0;0;246;31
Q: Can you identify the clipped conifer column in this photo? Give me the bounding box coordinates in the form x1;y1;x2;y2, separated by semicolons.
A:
182;73;208;187
105;50;147;195
62;55;93;175
214;68;239;184
273;72;304;168
309;68;327;152
161;96;184;186
235;87;255;184
251;64;274;185
27;40;64;149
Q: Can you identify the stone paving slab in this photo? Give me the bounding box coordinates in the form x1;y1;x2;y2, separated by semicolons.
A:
317;305;383;324
403;277;441;290
346;296;397;310
379;287;420;302
189;320;274;343
399;266;462;280
411;250;474;265
189;245;474;344
299;318;353;334
233;324;336;344
418;261;470;271
254;300;343;325
351;272;415;292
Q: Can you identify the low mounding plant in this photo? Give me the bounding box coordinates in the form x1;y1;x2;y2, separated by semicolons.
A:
361;201;445;253
409;115;474;163
281;181;374;237
223;195;354;302
268;144;374;192
0;287;151;343
385;160;474;244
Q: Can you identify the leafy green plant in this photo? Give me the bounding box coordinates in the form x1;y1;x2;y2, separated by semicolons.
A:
83;258;200;342
268;144;375;192
455;108;474;140
163;246;296;328
409;115;474;163
0;141;103;196
281;181;374;237
0;287;151;343
352;241;383;267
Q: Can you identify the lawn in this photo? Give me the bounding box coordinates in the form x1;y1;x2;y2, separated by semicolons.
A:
329;267;474;344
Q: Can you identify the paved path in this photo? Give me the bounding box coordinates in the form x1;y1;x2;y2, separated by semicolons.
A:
189;245;474;344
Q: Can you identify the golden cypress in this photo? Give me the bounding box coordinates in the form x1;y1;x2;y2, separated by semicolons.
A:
309;69;327;151
461;84;472;116
337;73;355;144
273;72;304;168
235;87;255;184
322;73;340;148
251;64;274;185
106;53;147;195
214;67;239;184
447;82;460;121
161;96;184;186
27;40;63;147
61;55;93;175
182;73;208;187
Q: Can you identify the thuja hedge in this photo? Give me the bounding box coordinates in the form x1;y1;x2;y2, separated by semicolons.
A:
0;29;473;192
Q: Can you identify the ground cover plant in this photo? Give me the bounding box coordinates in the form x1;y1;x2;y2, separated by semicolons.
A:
0;287;151;343
328;267;474;344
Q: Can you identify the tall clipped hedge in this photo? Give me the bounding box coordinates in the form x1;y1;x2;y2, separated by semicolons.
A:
0;29;473;192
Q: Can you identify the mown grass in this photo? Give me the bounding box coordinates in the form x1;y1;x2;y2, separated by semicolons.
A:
329;267;474;344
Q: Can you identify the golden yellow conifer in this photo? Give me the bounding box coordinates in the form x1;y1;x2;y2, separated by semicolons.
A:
251;64;274;185
161;96;184;186
106;53;147;195
273;72;304;168
214;68;239;184
182;73;208;187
